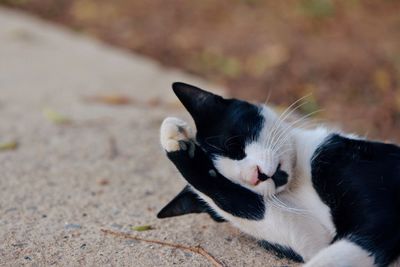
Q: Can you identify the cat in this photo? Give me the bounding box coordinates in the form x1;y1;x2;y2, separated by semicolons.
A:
157;82;400;267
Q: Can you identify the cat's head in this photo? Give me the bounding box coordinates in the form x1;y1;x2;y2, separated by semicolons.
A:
172;82;296;197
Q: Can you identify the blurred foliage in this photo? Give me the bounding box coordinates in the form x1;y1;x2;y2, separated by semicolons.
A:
300;0;335;18
0;0;28;5
196;50;242;78
2;0;400;140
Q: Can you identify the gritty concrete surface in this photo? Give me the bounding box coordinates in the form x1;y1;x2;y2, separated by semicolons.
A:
0;7;296;267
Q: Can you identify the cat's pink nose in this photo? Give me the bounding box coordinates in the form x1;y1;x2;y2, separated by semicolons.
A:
249;166;270;186
249;166;261;186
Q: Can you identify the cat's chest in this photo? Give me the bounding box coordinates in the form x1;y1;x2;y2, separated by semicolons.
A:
226;194;335;261
206;180;336;260
288;180;337;237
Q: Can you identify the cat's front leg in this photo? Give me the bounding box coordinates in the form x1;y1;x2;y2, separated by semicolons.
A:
303;239;375;267
160;117;265;221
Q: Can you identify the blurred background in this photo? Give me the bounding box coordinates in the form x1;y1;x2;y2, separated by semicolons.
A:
0;2;399;266
2;0;400;140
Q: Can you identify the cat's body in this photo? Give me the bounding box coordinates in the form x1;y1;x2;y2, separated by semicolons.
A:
158;83;400;267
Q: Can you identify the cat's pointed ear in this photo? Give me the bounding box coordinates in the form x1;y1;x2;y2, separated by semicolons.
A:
157;185;205;218
172;82;227;126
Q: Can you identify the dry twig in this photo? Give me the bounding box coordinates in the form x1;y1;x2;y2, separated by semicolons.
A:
100;228;225;267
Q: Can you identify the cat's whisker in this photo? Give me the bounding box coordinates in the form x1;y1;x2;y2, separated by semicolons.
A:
272;142;292;156
267;95;318;151
275;149;295;158
266;98;310;149
271;109;323;152
273;119;323;154
267;195;309;216
273;121;323;155
264;90;272;106
272;195;309;214
272;110;322;151
276;119;325;150
265;96;311;150
263;96;308;149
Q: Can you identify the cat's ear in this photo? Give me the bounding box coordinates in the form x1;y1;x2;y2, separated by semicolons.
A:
157;185;226;222
172;82;227;126
157;185;206;218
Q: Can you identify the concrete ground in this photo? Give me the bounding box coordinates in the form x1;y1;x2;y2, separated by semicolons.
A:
0;8;295;267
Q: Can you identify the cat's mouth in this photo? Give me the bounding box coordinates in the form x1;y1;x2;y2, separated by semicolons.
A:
250;164;288;187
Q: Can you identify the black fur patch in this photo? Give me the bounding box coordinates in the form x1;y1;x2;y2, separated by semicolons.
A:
271;165;289;187
258;240;304;263
166;140;265;221
311;134;400;267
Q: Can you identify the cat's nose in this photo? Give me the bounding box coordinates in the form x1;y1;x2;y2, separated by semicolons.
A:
249;166;261;185
257;166;270;181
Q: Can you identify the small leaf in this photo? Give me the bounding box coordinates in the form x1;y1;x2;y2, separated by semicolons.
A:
0;141;18;151
43;108;71;124
373;69;391;92
131;225;153;232
87;94;132;105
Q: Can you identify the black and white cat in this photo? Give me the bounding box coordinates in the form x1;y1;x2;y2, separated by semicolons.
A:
158;82;400;267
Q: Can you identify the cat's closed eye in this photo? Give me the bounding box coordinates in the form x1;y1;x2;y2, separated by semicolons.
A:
222;135;246;160
226;143;246;160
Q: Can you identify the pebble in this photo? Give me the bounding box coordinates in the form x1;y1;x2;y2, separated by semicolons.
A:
144;190;153;196
111;208;120;216
111;223;123;229
12;243;27;248
64;223;81;230
5;207;17;213
124;239;137;246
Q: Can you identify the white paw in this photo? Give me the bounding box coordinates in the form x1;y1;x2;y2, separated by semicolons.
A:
160;117;194;152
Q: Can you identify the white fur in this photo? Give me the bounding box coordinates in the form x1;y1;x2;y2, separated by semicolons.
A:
303;239;375;267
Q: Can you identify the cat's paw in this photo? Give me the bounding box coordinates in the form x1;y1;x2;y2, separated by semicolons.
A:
160;117;194;153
